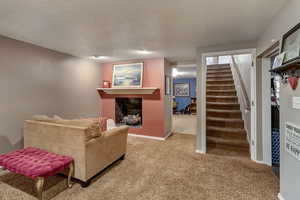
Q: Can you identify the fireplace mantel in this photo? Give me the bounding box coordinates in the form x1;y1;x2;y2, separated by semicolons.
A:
97;87;159;95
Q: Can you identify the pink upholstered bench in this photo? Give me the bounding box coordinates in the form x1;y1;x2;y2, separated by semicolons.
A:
0;147;74;200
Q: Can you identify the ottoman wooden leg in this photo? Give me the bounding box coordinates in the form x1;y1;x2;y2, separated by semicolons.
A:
36;177;45;200
67;162;74;188
0;166;6;171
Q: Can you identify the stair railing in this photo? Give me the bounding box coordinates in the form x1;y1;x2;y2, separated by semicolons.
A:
229;56;251;142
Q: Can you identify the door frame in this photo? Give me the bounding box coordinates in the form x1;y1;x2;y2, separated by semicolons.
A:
257;42;280;165
197;48;257;157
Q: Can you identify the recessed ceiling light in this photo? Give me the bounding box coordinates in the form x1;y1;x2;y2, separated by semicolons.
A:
135;50;153;55
88;55;109;60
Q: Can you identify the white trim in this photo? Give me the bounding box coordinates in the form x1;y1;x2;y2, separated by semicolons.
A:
278;193;285;200
202;48;256;58
128;132;172;141
195;149;205;154
261;58;272;166
198;48;257;157
197;54;207;153
250;51;257;161
252;159;266;165
164;131;173;140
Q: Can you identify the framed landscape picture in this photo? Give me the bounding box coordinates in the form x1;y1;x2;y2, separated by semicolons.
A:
112;63;143;88
281;22;300;64
174;83;190;97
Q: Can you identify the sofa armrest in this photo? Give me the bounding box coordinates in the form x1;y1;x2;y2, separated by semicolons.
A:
85;126;129;180
24;120;90;181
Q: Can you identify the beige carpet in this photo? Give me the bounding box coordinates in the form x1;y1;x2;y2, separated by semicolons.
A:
172;114;197;135
0;134;278;200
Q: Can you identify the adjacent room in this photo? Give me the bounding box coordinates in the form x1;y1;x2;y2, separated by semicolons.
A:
172;63;197;135
0;0;299;200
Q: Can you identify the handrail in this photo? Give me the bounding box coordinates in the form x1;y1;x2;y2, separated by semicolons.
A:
230;56;251;111
230;55;251;142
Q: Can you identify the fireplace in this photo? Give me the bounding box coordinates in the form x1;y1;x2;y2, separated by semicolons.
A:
115;98;142;128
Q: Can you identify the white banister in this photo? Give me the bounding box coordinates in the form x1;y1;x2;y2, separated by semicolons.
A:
230;56;251;142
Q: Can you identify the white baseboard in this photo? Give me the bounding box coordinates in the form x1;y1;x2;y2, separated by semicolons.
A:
195;149;205;154
128;133;165;141
164;131;173;140
278;193;285;200
128;131;173;141
251;159;267;165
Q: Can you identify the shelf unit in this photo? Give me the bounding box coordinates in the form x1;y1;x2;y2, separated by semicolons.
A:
97;87;159;95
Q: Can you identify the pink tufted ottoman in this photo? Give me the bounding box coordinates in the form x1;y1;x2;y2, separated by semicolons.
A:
0;147;74;200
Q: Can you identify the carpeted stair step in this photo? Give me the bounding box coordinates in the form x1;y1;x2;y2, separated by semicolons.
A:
206;109;242;118
206;126;247;140
206;84;235;90
206;79;234;85
206;64;249;154
207;74;233;78
206;90;236;96
206;96;238;103
206;102;240;110
207;68;231;73
207;117;244;128
207;136;249;151
207;64;230;70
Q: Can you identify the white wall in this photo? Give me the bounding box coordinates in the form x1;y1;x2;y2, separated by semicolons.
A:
257;0;300;55
233;54;252;100
0;36;101;154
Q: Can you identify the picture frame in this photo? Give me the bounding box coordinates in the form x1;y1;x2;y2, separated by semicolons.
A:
165;75;171;95
112;63;143;88
102;80;111;88
174;83;190;97
272;52;286;69
281;22;300;64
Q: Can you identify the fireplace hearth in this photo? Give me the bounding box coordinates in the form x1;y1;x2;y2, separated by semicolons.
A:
115;98;142;128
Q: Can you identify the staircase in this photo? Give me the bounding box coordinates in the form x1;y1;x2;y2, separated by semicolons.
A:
206;64;249;153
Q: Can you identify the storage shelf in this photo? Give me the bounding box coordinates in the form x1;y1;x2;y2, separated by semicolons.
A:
97;87;159;95
270;58;300;73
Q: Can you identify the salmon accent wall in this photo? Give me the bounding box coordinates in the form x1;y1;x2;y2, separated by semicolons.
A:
100;58;167;138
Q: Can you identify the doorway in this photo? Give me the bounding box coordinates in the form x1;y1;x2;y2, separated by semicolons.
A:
172;64;197;135
197;48;257;156
259;41;281;176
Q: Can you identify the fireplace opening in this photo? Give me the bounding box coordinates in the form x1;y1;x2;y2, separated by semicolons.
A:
115;98;142;128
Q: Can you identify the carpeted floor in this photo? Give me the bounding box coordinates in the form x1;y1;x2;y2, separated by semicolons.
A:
0;134;279;200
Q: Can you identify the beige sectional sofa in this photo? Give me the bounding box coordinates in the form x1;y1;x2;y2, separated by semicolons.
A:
24;118;129;186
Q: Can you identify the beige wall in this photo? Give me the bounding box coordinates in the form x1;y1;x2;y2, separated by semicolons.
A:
0;36;101;154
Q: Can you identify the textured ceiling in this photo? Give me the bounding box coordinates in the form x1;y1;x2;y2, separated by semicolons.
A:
0;0;287;63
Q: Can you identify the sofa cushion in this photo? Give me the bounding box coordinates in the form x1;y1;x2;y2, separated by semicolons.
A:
31;115;103;140
53;119;102;139
32;115;57;123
